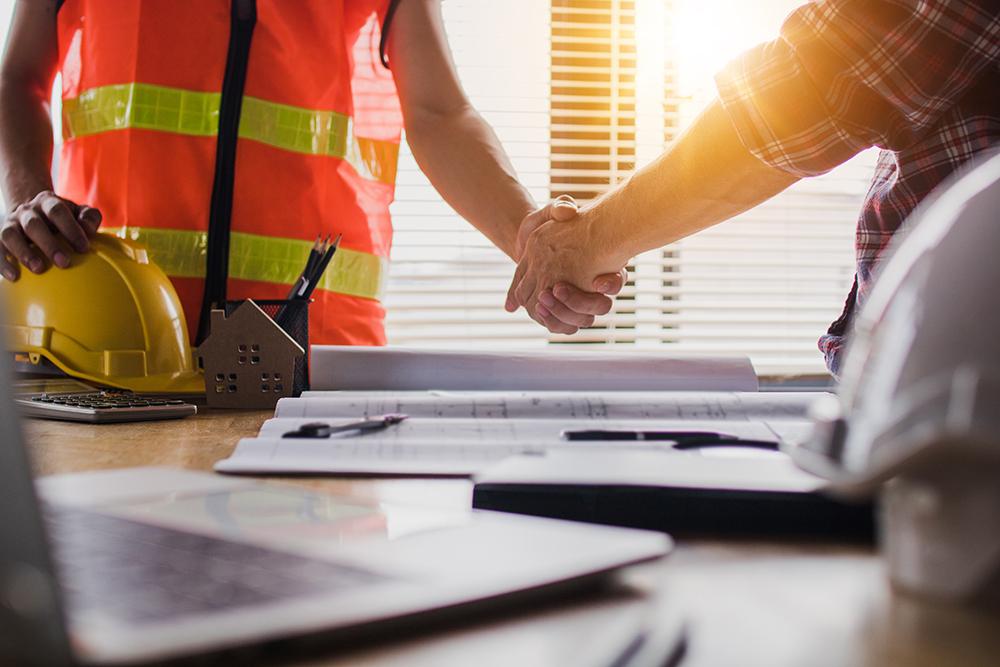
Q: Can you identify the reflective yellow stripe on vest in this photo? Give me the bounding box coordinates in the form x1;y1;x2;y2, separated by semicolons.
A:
62;83;399;185
103;227;387;301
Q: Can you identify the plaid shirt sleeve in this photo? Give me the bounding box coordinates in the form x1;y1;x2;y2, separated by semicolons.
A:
714;0;1000;178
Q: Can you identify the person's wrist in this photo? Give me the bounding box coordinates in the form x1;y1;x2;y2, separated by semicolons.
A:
509;202;539;260
5;184;54;215
581;204;633;271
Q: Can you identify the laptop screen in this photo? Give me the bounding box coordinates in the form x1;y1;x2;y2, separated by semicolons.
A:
0;309;75;666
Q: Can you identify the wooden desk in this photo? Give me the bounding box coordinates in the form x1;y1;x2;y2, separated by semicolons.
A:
25;411;1000;667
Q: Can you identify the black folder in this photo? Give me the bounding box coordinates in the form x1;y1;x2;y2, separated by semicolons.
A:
472;449;874;541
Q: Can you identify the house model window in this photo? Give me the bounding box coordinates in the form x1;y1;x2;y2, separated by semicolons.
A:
197;301;305;409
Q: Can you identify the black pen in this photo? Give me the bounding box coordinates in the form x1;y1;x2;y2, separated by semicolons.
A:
282;414;408;439
561;429;736;442
560;429;780;451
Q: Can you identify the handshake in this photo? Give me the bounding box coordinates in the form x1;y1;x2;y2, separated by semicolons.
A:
505;195;629;335
0;190;630;339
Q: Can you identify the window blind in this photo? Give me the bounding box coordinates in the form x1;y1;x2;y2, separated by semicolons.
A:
544;0;641;346
386;0;876;376
645;152;875;375
538;0;875;375
383;0;551;346
0;0;875;376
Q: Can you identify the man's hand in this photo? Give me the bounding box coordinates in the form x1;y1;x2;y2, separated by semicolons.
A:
0;191;102;281
508;197;627;335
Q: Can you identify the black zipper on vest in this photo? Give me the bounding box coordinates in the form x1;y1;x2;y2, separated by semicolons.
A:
196;0;257;345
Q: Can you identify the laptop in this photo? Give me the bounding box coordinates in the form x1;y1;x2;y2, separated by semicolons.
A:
0;351;671;665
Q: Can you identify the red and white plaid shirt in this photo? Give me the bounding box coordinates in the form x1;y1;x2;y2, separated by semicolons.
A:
714;0;999;374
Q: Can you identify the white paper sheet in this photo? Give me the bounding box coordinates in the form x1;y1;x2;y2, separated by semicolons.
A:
256;417;787;442
215;415;811;476
214;437;664;476
309;346;758;392
274;391;825;421
474;449;826;493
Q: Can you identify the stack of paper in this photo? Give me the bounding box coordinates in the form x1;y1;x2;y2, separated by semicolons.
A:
215;346;827;477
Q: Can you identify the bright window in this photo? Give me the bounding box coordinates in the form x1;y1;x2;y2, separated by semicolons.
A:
0;1;878;377
385;0;877;377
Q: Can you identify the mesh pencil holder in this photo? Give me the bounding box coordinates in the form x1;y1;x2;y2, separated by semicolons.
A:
223;299;310;396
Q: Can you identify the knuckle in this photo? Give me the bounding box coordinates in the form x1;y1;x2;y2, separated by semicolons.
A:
22;215;47;234
0;224;20;243
42;198;70;219
32;190;55;204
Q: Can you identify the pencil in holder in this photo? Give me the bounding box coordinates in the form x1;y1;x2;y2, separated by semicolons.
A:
226;299;310;395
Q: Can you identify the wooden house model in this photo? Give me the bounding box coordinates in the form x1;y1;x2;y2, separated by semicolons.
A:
197;300;304;409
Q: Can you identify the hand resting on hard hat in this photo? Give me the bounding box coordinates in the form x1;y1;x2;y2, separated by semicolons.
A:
0;190;102;281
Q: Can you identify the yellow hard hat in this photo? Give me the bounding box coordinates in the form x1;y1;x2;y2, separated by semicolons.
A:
0;233;204;394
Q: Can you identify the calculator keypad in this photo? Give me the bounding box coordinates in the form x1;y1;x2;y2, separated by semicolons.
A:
25;390;186;411
29;391;188;411
18;389;195;423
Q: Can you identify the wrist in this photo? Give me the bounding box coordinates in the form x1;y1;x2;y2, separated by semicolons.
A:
581;202;635;271
509;203;536;256
4;180;53;214
505;199;539;260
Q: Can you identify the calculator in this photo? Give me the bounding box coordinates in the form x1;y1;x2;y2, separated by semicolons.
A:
14;379;197;423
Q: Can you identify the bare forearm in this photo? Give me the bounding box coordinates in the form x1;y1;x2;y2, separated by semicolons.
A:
0;0;103;281
589;99;799;267
0;0;61;207
405;105;535;259
0;76;55;207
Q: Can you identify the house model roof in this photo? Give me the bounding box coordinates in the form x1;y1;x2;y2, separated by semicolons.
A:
197;300;304;358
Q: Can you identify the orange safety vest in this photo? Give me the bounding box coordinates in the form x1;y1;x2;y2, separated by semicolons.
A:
56;0;402;346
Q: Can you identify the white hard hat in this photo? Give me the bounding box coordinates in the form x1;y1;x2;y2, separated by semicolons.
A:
791;150;1000;607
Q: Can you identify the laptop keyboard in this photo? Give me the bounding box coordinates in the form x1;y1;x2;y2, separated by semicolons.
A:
44;505;387;624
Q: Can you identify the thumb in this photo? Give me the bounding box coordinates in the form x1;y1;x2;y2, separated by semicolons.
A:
515;197;578;258
592;268;626;295
549;199;579;222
